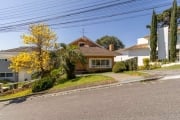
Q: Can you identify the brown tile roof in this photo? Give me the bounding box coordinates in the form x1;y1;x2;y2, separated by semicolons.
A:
114;49;125;54
78;47;116;57
1;46;36;52
125;44;149;50
115;44;149;54
69;36;103;48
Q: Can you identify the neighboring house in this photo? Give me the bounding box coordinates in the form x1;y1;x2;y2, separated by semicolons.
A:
0;47;33;82
115;26;180;66
69;36;116;73
115;38;150;66
157;26;180;61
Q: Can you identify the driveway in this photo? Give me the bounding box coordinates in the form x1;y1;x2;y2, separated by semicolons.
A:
101;72;144;83
1;78;180;120
142;69;180;76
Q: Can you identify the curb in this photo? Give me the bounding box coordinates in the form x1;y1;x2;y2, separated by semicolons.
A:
120;76;163;84
140;76;164;82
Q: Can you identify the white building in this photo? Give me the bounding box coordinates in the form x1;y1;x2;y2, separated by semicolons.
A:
115;26;180;66
115;37;150;66
0;47;32;82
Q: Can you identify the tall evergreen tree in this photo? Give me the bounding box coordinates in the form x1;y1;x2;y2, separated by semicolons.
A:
150;10;157;62
170;0;177;62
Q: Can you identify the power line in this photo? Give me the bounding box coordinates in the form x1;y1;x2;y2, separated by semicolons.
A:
0;0;82;19
0;0;175;32
0;0;136;30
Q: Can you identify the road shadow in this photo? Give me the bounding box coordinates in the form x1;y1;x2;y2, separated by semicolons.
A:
0;97;27;111
9;97;27;104
3;97;27;106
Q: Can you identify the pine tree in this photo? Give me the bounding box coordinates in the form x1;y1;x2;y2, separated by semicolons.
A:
150;10;157;62
170;0;177;62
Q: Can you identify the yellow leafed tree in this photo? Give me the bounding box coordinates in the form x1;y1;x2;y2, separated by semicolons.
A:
10;23;57;77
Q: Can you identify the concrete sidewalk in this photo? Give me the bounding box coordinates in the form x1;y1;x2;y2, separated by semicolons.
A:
100;72;163;84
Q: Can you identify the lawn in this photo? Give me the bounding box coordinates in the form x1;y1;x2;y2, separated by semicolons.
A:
51;75;115;91
0;75;115;101
0;89;32;101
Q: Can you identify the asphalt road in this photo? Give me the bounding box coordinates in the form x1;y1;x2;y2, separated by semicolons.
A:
1;79;180;120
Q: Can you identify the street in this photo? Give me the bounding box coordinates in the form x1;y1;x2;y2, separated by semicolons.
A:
1;79;180;120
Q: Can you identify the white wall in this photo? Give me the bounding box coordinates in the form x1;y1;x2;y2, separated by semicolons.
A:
115;50;132;62
114;55;133;62
128;48;149;56
137;38;148;45
115;48;150;66
129;48;150;66
158;26;169;60
18;71;31;82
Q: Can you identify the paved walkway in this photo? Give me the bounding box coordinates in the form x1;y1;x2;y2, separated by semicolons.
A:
100;71;179;83
100;72;144;83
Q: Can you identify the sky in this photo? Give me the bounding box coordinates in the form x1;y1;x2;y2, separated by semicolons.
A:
0;0;175;50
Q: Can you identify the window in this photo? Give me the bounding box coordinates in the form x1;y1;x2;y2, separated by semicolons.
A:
79;42;85;47
0;73;13;78
0;73;5;77
90;58;111;68
0;59;7;61
6;73;13;77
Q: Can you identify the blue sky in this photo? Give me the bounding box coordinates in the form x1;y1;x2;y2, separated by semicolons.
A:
0;0;175;50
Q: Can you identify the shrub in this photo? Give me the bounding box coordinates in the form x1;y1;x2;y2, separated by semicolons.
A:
150;62;161;69
143;58;150;70
31;72;41;79
0;79;13;84
161;59;169;64
112;62;126;73
138;66;145;70
22;82;33;89
32;77;54;93
50;68;64;81
124;57;138;71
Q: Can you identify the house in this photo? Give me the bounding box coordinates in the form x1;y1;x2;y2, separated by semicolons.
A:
157;26;180;61
69;36;116;73
115;26;180;66
0;47;33;82
115;37;150;66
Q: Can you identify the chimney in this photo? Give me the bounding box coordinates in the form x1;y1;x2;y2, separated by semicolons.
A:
109;44;114;51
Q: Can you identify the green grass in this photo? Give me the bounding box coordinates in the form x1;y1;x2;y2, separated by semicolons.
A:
123;71;149;76
52;75;115;90
0;75;114;101
158;64;180;70
0;89;32;101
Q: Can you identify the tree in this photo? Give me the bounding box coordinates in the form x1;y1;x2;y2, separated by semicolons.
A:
96;35;125;50
58;43;85;79
170;0;177;62
10;23;57;77
150;10;158;62
156;4;180;27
